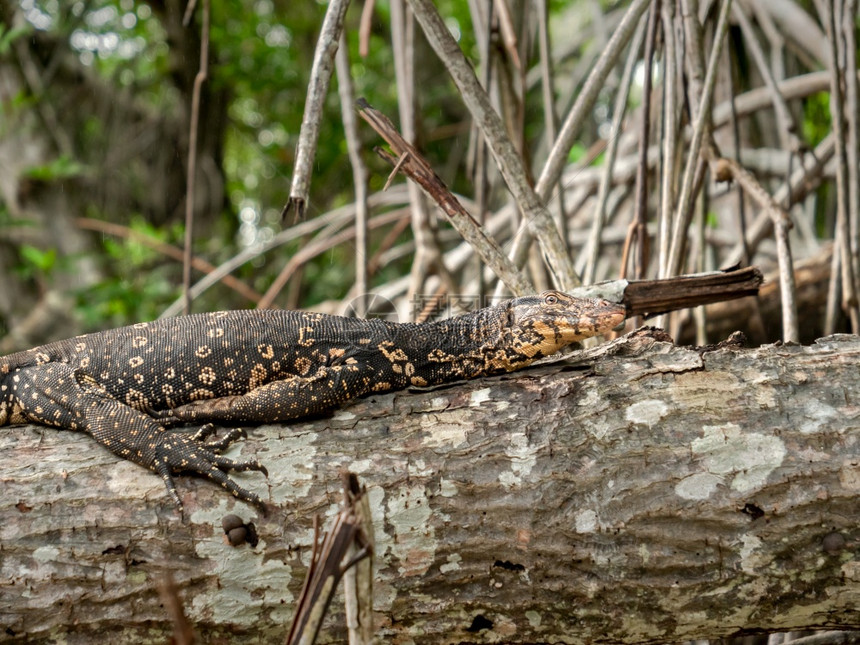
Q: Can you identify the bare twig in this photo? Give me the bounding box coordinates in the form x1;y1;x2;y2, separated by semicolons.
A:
841;0;860;327
182;0;209;315
283;0;351;221
157;573;195;645
508;0;651;279
470;0;494;297
624;0;659;284
679;0;706;123
341;472;375;645
665;0;733;277
580;17;646;284
405;0;578;290
712;71;860;128
367;210;412;276
390;0;450;303
732;1;801;152
709;155;798;341
535;0;564;233
823;1;860;333
257;208;408;310
533;0;651;202
358;0;375;58
725;134;836;269
75;218;262;304
285;473;373;645
335;33;370;317
356;98;534;296
494;0;522;72
567;266;763;317
656;0;679;279
159;189;416;317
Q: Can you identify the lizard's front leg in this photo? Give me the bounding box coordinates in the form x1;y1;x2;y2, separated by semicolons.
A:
169;364;374;424
11;364;267;510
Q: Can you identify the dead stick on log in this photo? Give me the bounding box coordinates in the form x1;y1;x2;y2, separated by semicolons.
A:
285;472;375;645
569;266;764;319
157;572;196;645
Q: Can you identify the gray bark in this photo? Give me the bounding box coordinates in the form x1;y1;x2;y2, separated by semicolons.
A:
1;330;858;643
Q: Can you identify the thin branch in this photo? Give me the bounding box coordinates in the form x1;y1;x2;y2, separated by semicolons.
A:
357;99;534;296
494;0;522;73
335;33;370;317
341;472;375;645
823;1;860;333
724;135;835;270
390;0;450;304
624;0;659;283
358;0;375;58
665;0;733;277
257;208;407;310
709;154;799;341
712;70;860;128
182;0;209;315
405;0;579;291
842;0;860;328
159;189;416;318
285;473;373;645
732;1;801;152
535;0;565;237
75;218;262;305
471;0;494;297
507;0;651;279
679;0;706;124
533;0;651;202
283;0;351;221
655;0;679;280
581;17;646;285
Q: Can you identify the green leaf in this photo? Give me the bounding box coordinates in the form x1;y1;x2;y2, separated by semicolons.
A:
19;245;57;273
23;156;88;181
0;23;32;55
567;143;587;163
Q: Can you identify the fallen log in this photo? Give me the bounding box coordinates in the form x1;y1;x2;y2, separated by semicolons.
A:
1;330;858;643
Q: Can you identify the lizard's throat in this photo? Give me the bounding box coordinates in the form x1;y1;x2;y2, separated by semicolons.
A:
405;307;526;381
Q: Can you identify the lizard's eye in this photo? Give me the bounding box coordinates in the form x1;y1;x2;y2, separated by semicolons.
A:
544;294;559;305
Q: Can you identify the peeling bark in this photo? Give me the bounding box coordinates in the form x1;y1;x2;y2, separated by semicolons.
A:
1;331;859;643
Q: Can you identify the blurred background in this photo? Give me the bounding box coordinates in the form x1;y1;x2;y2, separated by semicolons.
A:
0;0;855;352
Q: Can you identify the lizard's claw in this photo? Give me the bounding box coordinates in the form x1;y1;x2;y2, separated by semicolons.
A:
188;423;248;453
152;431;268;511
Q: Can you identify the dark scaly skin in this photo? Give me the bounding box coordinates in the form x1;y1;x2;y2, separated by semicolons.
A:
0;292;625;510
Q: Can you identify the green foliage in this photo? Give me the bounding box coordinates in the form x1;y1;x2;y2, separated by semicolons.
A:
23;156;88;182
0;22;32;54
803;92;832;147
706;211;720;229
75;216;183;329
16;245;57;280
1;0;629;332
76;275;180;330
567;142;588;163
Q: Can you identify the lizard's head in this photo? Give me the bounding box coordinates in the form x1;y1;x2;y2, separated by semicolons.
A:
505;291;627;358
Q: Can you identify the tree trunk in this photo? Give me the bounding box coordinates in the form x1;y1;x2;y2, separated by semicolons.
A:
1;330;858;643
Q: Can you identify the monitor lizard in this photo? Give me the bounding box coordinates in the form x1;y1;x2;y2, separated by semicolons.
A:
0;291;625;510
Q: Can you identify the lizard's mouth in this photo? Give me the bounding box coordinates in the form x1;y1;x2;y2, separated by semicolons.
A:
524;300;626;356
557;300;626;342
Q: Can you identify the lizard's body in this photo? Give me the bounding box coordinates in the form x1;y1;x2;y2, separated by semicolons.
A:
0;292;625;509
